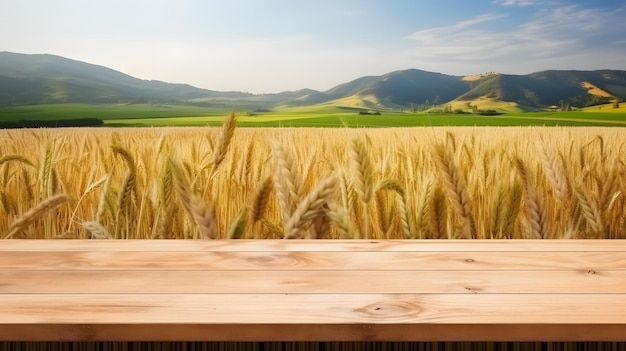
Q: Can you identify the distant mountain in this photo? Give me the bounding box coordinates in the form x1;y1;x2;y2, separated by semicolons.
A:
1;51;626;110
0;52;250;105
458;70;626;107
296;69;471;109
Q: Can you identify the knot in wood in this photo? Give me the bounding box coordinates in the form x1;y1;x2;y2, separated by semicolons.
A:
243;253;304;267
356;301;423;321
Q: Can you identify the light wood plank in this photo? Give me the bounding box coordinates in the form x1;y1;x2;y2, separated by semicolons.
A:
2;239;626;341
2;239;625;252
1;269;624;294
1;250;624;271
2;293;626;324
1;293;626;341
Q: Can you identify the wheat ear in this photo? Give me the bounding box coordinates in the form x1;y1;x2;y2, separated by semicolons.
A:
431;185;448;239
250;177;273;223
272;143;301;225
285;176;337;239
515;157;550;239
350;136;374;203
170;158;218;239
0;154;35;168
504;183;523;238
350;136;374;238
3;194;68;239
574;187;604;237
490;185;507;238
111;145;137;217
212;113;237;171
228;208;248;239
40;143;53;196
540;144;569;202
376;179;408;238
415;177;435;239
83;221;113;239
242;140;255;184
327;201;360;239
432;143;475;239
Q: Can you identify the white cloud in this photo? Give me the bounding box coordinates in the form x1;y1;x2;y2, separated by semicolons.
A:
408;14;505;44
404;4;626;75
493;0;539;7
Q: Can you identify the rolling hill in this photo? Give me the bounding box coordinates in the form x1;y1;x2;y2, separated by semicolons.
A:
284;69;471;110
0;52;250;105
1;51;626;111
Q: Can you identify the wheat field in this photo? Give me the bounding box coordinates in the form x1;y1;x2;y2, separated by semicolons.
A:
1;116;625;240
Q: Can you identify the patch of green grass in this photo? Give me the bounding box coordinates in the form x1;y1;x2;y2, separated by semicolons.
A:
247;113;625;127
3;103;626;127
0;103;230;121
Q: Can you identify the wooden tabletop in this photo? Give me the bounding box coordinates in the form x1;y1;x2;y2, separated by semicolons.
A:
0;240;625;341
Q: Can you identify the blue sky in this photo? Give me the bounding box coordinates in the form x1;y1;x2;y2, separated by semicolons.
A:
2;0;625;93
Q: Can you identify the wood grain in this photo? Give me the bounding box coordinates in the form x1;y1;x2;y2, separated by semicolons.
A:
2;293;626;324
1;251;625;271
1;270;624;294
1;239;625;341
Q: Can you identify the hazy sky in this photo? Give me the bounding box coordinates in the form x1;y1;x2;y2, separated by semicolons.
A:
2;0;625;93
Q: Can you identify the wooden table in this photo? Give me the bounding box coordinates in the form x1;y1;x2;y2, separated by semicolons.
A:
0;240;625;341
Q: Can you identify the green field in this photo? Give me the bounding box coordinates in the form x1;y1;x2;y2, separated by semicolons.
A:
1;103;626;127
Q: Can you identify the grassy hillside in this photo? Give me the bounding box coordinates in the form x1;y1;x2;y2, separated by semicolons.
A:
456;70;626;109
3;52;626;111
288;69;470;109
0;52;249;105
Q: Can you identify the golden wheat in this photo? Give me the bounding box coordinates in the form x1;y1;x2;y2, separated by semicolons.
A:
0;124;624;240
3;194;69;239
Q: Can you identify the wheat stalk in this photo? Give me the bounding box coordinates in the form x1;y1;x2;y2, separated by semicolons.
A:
96;175;112;223
66;175;107;224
